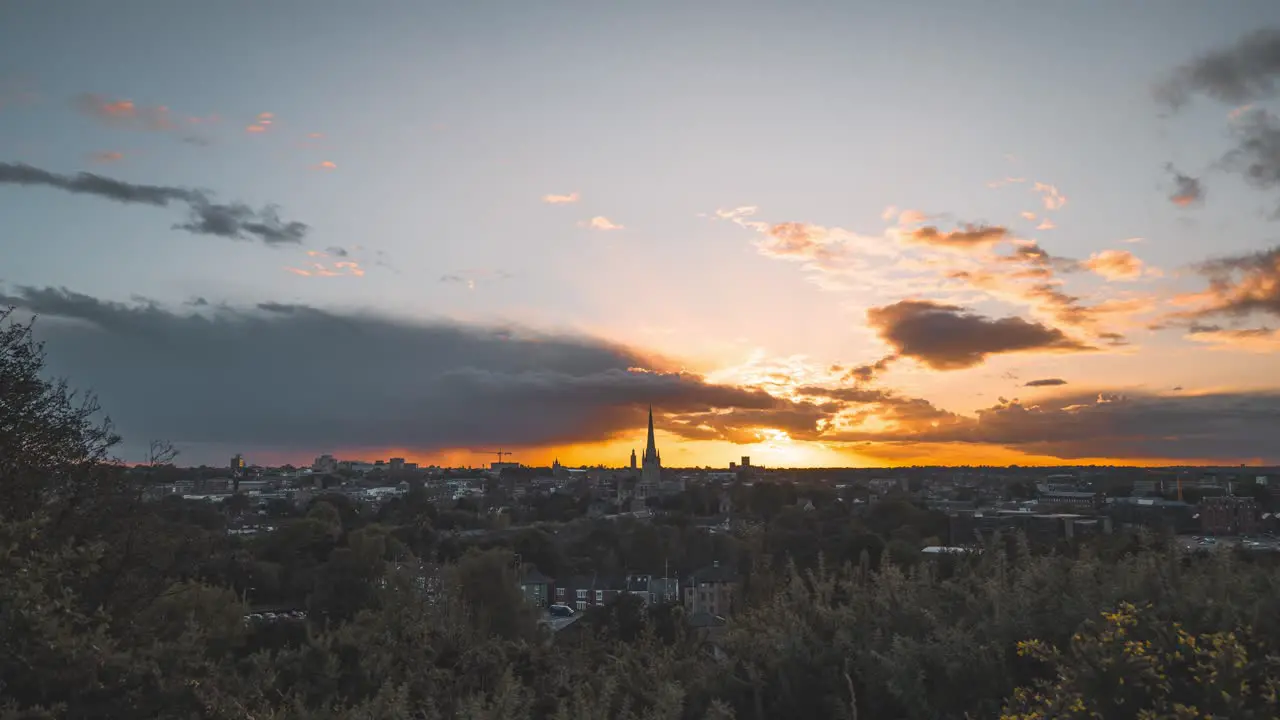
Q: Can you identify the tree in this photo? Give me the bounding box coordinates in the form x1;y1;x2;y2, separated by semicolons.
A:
0;309;120;521
1003;602;1280;719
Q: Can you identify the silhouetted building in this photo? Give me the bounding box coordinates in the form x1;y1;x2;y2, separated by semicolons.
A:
639;406;661;500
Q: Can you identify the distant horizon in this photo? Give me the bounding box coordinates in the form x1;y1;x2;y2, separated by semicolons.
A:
5;5;1280;468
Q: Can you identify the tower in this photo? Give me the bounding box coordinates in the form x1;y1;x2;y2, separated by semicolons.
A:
640;406;661;497
630;449;637;470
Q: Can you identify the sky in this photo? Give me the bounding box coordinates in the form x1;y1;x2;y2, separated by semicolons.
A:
3;1;1280;469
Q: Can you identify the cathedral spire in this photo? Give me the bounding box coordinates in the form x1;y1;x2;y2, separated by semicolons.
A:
644;405;659;464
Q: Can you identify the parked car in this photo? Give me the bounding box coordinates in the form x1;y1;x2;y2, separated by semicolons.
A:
548;604;575;617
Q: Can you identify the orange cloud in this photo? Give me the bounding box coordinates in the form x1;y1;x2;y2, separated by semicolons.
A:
542;191;580;204
89;151;124;163
1082;250;1146;281
308;132;323;139
287;249;365;278
896;209;928;225
1032;182;1067;210
1020;211;1037;221
1229;104;1254;121
312;160;337;170
759;222;836;261
1036;218;1056;230
582;216;624;231
246;112;275;134
903;224;1010;249
75;94;175;132
1187;326;1280;352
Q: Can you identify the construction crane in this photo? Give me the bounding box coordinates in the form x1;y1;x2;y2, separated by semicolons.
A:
473;450;513;463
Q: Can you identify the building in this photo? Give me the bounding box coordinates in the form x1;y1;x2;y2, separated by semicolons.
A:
389;457;405;471
1201;496;1259;536
624;573;680;605
683;562;737;616
230;454;246;475
639;406;661;500
519;567;553;608
554;574;625;611
622;406;663;504
312;454;338;474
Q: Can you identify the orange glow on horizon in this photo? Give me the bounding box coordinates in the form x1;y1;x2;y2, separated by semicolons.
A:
246;430;1258;471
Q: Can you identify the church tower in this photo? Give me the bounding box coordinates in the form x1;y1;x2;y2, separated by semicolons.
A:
640;406;661;497
630;448;637;470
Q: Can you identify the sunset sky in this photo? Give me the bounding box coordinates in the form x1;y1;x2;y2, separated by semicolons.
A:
3;2;1280;468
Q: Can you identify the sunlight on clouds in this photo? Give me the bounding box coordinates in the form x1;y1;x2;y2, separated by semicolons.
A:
286;249;364;278
1032;182;1067;210
581;216;624;230
542;191;580;204
246;112;274;133
1082;249;1147;281
1187;327;1280;352
75;94;175;132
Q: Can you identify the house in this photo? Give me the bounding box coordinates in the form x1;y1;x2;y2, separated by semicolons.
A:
519;567;553;608
683;561;737;616
553;573;625;611
624;573;680;605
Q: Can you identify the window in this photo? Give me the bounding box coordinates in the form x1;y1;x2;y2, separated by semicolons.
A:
575;601;586;610
576;589;587;600
595;590;603;603
556;588;565;599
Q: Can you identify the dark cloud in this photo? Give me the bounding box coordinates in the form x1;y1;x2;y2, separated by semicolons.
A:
1167;167;1205;208
1157;29;1280;108
0;162;306;246
865;300;1094;371
999;242;1082;275
0;286;828;460
1226;109;1280;213
176;201;307;245
1189;246;1280;320
837;391;1280;463
841;355;898;383
325;246;350;257
1024;378;1067;387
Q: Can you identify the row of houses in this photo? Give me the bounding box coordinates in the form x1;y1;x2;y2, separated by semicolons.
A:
518;561;738;618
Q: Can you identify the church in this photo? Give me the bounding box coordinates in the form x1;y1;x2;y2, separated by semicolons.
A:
628;405;662;500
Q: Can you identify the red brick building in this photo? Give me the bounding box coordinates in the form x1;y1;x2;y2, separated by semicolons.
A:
1200;496;1259;536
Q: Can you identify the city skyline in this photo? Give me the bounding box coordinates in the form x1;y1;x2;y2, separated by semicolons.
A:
4;3;1280;467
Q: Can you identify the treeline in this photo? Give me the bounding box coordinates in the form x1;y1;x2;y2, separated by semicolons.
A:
4;310;1280;719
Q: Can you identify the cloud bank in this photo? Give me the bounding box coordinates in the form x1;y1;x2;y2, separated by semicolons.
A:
0;162;307;245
